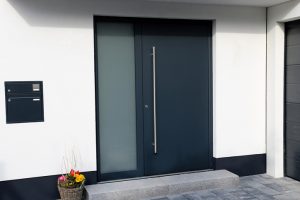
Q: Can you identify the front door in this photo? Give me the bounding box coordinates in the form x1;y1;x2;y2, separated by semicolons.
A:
142;21;212;176
95;18;212;181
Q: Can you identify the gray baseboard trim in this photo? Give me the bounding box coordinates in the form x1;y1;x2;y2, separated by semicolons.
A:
0;171;97;200
213;154;266;176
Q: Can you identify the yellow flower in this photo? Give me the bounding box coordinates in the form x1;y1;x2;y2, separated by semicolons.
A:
75;174;85;183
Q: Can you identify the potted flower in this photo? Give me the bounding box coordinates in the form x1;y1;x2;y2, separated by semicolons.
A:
58;169;86;200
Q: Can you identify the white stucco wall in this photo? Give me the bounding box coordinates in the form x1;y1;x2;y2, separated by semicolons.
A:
267;0;300;178
0;0;266;181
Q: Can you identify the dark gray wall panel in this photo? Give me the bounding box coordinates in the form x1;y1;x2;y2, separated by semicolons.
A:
286;45;300;66
286;66;300;84
285;20;300;181
286;27;300;46
286;84;300;103
286;20;300;29
286;158;300;181
286;103;300;122
286;139;300;161
286;122;300;142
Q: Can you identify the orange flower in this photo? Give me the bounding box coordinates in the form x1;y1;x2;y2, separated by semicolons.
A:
75;174;85;183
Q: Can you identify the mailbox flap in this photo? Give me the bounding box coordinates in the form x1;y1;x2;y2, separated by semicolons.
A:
5;81;44;123
5;81;42;94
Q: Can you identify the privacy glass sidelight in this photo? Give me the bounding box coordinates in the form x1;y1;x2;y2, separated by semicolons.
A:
97;23;137;174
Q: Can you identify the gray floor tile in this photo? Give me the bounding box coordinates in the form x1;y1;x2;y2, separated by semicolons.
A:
179;192;201;199
263;183;289;192
255;185;282;196
168;195;189;200
150;174;300;200
211;190;240;200
181;193;202;200
241;186;264;195
229;189;257;199
273;191;300;200
284;183;300;192
184;191;222;200
253;194;276;200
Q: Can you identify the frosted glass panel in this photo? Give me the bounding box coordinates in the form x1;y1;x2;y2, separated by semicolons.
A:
97;23;137;174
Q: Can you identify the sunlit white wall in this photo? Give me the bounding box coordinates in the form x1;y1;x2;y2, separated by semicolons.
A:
0;0;266;181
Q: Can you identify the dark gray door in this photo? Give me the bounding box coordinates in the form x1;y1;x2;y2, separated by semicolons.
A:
142;21;212;175
285;20;300;181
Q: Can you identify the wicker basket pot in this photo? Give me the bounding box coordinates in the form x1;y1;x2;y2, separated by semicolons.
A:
58;185;84;200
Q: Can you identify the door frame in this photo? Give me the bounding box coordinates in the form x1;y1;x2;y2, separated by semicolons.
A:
93;16;214;182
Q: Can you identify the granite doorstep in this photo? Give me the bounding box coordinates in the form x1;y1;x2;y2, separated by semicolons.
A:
86;170;239;200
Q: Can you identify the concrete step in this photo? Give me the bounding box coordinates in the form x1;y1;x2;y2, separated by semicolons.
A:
85;170;239;200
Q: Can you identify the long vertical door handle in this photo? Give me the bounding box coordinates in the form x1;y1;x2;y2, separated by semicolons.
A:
152;46;157;154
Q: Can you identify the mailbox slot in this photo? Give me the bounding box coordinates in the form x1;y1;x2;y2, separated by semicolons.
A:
5;81;44;123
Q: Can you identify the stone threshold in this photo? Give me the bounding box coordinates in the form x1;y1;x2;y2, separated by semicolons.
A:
86;170;239;200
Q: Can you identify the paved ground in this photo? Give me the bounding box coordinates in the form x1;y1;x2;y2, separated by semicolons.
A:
151;174;300;200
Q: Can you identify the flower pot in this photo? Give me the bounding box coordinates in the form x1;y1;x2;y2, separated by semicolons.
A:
58;185;84;200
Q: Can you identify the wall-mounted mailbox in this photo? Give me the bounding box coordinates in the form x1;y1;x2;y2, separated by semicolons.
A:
5;81;44;124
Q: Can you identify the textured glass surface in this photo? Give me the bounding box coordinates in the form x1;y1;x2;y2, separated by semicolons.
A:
97;23;137;174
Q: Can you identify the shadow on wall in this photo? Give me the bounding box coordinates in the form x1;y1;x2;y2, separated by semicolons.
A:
7;0;161;29
7;0;266;34
266;1;300;49
281;0;300;22
7;0;95;28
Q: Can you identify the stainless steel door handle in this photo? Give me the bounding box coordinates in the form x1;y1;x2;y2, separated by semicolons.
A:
152;46;157;154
